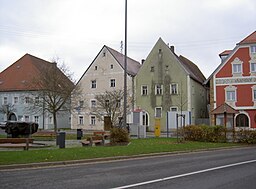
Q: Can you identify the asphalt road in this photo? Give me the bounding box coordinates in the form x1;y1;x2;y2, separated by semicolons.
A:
1;147;256;189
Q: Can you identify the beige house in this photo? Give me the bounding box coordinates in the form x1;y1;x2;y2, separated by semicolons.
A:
71;45;141;130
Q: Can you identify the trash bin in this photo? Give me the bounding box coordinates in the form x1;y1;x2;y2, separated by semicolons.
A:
77;129;83;140
58;132;66;148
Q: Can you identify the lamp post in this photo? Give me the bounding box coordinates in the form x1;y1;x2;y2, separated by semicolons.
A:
123;0;127;128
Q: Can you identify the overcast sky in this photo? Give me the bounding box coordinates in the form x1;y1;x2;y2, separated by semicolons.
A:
0;0;255;81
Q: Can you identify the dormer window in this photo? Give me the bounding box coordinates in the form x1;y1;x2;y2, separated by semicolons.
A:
95;66;97;70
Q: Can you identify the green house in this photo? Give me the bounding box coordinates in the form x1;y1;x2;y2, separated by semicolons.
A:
135;38;207;131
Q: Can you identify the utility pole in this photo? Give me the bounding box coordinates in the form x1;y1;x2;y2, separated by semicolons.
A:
123;0;127;128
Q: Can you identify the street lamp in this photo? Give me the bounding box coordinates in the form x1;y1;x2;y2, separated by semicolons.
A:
123;0;127;128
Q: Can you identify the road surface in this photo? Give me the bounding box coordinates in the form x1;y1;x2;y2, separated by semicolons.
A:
1;146;256;189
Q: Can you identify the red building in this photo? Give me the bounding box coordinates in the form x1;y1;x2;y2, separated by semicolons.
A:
206;31;256;129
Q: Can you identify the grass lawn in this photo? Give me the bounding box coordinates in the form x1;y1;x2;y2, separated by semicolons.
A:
0;138;241;165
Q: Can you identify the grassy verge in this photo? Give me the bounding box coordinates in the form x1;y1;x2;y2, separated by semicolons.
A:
0;138;241;165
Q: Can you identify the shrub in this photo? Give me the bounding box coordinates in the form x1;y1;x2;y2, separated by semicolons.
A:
236;129;256;144
184;125;226;142
110;127;130;144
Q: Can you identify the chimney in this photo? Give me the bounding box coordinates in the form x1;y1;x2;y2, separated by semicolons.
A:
170;45;175;53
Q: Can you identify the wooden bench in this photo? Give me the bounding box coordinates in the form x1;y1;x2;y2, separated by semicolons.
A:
32;131;56;140
93;131;110;140
0;138;34;150
81;135;105;147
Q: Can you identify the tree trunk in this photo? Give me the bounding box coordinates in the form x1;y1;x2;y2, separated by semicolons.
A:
53;111;58;132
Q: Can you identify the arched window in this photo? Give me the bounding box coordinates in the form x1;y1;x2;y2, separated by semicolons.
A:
8;113;17;121
142;112;149;126
236;114;249;127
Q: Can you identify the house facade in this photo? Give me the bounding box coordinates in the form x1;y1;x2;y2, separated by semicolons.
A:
206;31;256;129
135;38;207;131
71;45;141;130
0;54;72;130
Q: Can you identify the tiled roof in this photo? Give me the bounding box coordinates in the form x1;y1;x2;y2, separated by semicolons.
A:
178;55;206;84
219;50;232;56
0;54;72;92
238;31;256;45
106;46;141;76
211;103;238;114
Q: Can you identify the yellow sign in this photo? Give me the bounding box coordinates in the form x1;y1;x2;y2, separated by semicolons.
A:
154;118;161;137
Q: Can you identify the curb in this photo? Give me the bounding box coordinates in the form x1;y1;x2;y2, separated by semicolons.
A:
0;145;251;171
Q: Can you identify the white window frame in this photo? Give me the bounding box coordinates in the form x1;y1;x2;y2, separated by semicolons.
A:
252;86;256;102
110;79;116;88
3;97;8;105
13;97;19;104
155;84;163;95
78;115;84;125
170;106;178;111
155;107;162;118
231;58;243;76
25;96;30;104
90;99;96;108
170;83;178;95
90;115;96;125
91;80;96;89
250;62;256;73
34;116;39;123
225;86;237;102
251;45;256;54
24;115;30;122
141;85;148;96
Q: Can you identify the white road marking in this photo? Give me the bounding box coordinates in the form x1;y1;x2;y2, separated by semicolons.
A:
112;159;256;189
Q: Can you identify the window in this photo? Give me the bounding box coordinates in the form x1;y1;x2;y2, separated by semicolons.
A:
236;114;249;127
34;116;39;123
105;100;110;107
251;45;256;54
79;100;84;107
226;91;236;101
91;80;96;88
110;79;116;87
170;83;178;94
232;64;242;74
49;116;53;124
25;97;30;104
24;115;29;122
13;97;18;104
155;84;163;95
142;112;149;126
110;64;113;69
3;97;8;105
150;66;154;72
141;85;148;96
253;89;256;101
155;107;162;118
79;116;84;125
116;99;121;108
231;58;243;76
91;100;96;108
35;97;39;104
94;66;97;70
90;116;96;125
170;106;178;111
251;62;256;73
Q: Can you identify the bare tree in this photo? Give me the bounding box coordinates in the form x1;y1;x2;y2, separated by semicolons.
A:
28;59;75;132
0;103;16;121
94;89;130;128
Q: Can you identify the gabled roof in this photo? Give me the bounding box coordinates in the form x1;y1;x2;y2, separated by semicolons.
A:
106;46;141;76
211;103;238;114
76;45;141;85
178;55;206;84
238;31;256;45
204;31;256;85
0;54;72;92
